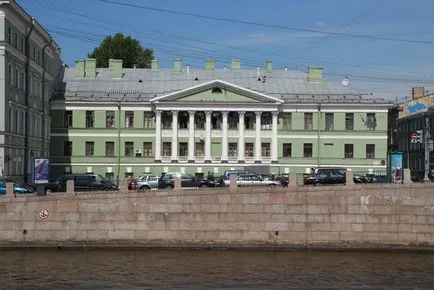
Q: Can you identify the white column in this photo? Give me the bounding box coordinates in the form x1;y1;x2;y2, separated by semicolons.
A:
271;111;278;163
155;110;162;161
171;110;178;162
255;111;262;163
238;111;245;163
188;110;195;162
205;111;212;163
221;111;228;162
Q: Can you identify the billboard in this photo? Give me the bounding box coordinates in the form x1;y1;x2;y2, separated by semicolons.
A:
388;152;403;184
34;158;49;184
398;94;434;119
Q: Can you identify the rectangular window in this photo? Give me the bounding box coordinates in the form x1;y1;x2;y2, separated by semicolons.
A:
85;141;94;156
261;143;270;157
7;27;11;43
179;142;188;157
325;113;334;131
14;68;19;87
195;142;204;156
143;142;152;157
366;113;377;131
283;143;292;157
64;141;72;156
345;144;354;158
228;142;237;157
105;172;115;183
20;38;24;52
64;111;73;128
366;144;375;159
124;142;134;157
8;64;12;85
20;72;25;89
14;33;17;48
303;143;313;158
105;142;114;157
282;113;292;130
163;142;171;157
143;112;153;128
345;113;354;130
85;111;94;128
106;111;115;128
125;111;134;128
245;143;254;157
304;113;313;130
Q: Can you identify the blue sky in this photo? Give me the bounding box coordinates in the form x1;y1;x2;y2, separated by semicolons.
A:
18;0;434;100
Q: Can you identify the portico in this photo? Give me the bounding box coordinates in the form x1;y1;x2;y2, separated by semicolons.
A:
153;109;279;164
150;79;283;164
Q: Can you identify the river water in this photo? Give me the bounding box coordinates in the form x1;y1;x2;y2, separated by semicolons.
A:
1;249;434;289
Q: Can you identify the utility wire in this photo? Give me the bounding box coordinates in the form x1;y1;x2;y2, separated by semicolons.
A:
96;0;434;45
299;1;383;54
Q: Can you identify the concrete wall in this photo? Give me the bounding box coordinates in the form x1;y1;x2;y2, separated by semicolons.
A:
1;183;434;249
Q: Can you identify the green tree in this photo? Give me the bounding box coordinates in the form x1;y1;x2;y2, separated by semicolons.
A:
88;32;153;68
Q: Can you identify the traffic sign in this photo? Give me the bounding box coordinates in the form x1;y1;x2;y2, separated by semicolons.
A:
39;209;49;219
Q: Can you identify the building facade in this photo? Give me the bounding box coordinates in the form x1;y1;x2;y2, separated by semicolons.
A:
50;58;391;183
0;0;62;182
391;88;434;177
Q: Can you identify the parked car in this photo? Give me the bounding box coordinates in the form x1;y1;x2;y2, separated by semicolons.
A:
0;179;34;195
57;174;118;192
157;172;214;189
43;178;63;194
136;175;159;191
222;170;256;186
236;174;279;187
305;170;367;185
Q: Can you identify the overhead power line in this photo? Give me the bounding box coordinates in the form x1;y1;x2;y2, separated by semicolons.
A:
96;0;434;45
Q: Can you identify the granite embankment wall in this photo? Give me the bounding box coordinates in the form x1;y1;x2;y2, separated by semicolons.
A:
1;181;434;250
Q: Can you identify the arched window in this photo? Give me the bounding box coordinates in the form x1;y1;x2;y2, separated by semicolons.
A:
211;87;222;94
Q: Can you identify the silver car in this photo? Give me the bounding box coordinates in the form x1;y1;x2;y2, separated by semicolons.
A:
237;174;279;187
136;175;159;191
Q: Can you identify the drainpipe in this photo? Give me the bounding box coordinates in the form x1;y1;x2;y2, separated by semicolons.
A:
317;103;321;167
41;37;52;159
116;101;121;185
24;18;35;184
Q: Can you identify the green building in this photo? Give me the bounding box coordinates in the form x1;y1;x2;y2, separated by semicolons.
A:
0;1;62;183
50;58;391;183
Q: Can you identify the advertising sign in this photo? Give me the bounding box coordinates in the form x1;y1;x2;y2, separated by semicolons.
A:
398;94;434;119
388;152;403;184
34;158;49;184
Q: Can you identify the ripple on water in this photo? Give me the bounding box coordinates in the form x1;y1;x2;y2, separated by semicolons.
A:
1;249;434;289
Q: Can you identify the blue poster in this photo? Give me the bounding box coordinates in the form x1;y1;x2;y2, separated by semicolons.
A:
389;152;403;183
34;158;49;184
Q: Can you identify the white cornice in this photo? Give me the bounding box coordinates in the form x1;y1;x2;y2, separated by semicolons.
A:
150;79;284;104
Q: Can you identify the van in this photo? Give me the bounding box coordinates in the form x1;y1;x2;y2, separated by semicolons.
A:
57;174;118;192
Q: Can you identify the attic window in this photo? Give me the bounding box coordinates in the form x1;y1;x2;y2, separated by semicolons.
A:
138;79;143;83
194;77;199;81
212;87;222;94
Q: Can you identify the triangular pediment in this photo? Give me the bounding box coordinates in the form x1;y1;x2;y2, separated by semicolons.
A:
150;79;283;104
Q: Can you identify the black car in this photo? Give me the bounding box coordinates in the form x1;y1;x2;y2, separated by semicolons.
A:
157;172;214;189
56;174;118;192
305;171;367;185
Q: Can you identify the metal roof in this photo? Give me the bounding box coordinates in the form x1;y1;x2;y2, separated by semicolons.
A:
54;67;390;105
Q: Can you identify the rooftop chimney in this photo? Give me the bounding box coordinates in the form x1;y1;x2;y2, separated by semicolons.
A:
266;60;272;73
231;59;240;70
151;59;159;71
308;66;323;83
84;58;96;79
109;59;123;78
75;60;85;78
205;58;215;70
412;87;425;100
173;58;182;72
